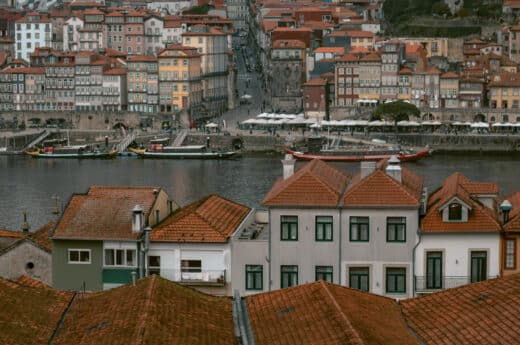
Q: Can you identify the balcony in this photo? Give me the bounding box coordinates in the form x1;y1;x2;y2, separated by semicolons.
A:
414;275;497;294
151;269;226;286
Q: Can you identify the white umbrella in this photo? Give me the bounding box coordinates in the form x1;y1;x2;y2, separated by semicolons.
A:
241;119;256;124
205;122;218;128
368;120;388;126
397;121;410;126
470;122;489;128
257;113;268;118
241;94;252;99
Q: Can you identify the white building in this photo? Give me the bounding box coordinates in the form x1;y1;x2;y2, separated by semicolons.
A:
146;0;191;15
149;194;255;296
102;68;127;111
63;16;84;52
415;172;501;295
144;15;164;56
15;12;53;61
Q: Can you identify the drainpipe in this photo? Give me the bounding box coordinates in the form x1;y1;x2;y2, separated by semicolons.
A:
412;225;422;298
338;206;342;285
143;226;151;276
268;209;272;291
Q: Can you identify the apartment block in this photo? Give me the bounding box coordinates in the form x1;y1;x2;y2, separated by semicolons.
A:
15;12;52;61
127;55;159;113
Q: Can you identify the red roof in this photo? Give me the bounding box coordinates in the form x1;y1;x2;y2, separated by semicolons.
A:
247;281;418;345
103;68;127;75
313;46;345;55
304;77;327;86
272;39;306;49
346;30;374;38
401;274;520;345
421;173;500;232
501;191;520;232
127;55;157;62
53;186;164;240
151;195;250;243
343;165;422;207
0;229;24;239
263;159;351;207
440;72;459;79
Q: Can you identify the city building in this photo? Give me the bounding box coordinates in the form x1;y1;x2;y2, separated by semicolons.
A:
74;51;110;112
78;8;105;51
439;72;459;109
15;12;52;61
63;14;84;52
127;55;159;113
501;192;520;276
45;61;76;111
488;72;520;109
144;14;163;56
302;77;328;120
102;68;127;111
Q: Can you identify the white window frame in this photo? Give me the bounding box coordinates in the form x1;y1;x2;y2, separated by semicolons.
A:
104;248;137;267
68;249;91;264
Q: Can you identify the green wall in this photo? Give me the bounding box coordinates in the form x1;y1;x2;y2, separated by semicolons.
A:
103;268;137;284
52;240;103;291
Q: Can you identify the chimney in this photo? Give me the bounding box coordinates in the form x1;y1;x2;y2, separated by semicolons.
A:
281;154;295;180
386;155;402;183
360;161;376;179
132;205;144;233
21;211;29;235
500;199;513;223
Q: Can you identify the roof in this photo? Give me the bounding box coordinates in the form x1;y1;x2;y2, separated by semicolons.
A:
28;221;55;252
263;159;351;207
313;46;345;55
440;72;459;79
246;281;418;345
304;77;327;86
103;68;127;75
359;52;380;62
272;39;306;49
501;191;520;232
488;73;520;87
0;229;24;239
151;194;250;243
401;274;520;345
346;30;374;38
421;173;500;232
53;186;163;241
343;165;423;207
52;275;234;345
127;55;157;62
0;277;73;345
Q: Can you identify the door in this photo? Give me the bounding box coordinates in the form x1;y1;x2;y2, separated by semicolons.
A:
426;252;442;289
470;251;487;283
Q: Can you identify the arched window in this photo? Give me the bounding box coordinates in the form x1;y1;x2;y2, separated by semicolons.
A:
448;203;462;221
449;114;455;121
490;116;495;122
503;114;509;122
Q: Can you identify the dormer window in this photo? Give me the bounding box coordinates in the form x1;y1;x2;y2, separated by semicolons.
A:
448;203;462;221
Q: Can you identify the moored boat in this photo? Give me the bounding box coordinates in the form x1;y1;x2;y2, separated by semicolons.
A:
129;144;236;159
25;145;119;159
284;147;431;162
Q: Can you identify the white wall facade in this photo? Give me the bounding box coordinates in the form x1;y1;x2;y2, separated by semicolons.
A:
15;22;53;61
0;241;51;285
63;17;83;52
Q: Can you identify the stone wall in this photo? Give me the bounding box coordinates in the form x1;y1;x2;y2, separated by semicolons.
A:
183;133;286;152
0;241;52;285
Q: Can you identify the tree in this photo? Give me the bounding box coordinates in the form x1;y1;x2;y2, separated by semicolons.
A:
431;2;451;17
373;101;420;126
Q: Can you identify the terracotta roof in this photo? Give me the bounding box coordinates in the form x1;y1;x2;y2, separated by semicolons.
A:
151;194;250;243
263;159;351;207
399;67;413;74
247;281;418;345
488;73;520;87
0;229;24;239
127;55;157;62
343;166;422;207
0;277;73;345
28;221;55;252
15;275;50;288
502;191;520;232
53;186;163;240
440;72;459;79
103;68;127;75
272;39;306;49
421;173;500;232
52;275;234;345
304;77;327;86
337;53;359;62
346;30;374;38
359;52;380;62
401;274;520;345
313;46;345;54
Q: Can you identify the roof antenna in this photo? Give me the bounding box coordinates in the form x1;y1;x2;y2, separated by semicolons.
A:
22;210;30;235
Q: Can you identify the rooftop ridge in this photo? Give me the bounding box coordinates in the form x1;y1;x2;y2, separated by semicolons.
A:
137;275;157;343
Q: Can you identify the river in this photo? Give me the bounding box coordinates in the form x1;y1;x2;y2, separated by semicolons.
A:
1;152;520;230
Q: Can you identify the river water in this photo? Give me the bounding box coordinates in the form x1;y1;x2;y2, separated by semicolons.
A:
1;152;520;230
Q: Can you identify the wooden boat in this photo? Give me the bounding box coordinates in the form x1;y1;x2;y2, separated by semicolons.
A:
129;144;236;159
284;147;431;162
25;145;119;159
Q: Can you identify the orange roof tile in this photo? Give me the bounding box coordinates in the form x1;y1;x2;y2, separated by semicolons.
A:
304;77;327;86
359;52;380;62
272;39;306;49
401;274;520;345
440;72;459;79
15;275;50;288
151;195;250;243
313;46;345;54
346;30;374;38
28;221;55;252
263;159;351;207
0;277;73;345
0;229;24;239
53;186;163;240
247;281;418;345
52;275;234;345
421;173;500;232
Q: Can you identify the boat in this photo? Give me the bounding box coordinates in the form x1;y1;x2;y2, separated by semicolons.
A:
25;145;119;159
284;147;431;162
129;144;236;159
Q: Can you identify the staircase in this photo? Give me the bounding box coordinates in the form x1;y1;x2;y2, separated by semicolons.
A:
115;130;137;152
172;129;188;147
23;130;50;150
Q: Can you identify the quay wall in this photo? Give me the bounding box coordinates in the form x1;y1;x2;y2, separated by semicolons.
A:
183;134;286;152
367;133;520;152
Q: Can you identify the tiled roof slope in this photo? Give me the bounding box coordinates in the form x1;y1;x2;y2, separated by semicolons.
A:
421;173;500;232
152;194;250;243
52;275;235;345
246;281;418;345
502;190;520;232
0;277;73;345
401;274;520;345
263;159;351;207
0;229;24;239
343;166;423;207
53;186;161;240
16;275;50;288
29;221;55;252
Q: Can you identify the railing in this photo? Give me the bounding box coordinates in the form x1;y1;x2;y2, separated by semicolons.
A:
414;275;496;293
152;269;226;286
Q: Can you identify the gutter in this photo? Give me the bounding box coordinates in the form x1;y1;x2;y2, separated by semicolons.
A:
412;229;422;298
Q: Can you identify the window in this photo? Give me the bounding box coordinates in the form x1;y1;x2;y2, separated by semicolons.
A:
68;249;91;264
104;248;136;267
349;267;369;291
315;216;333;241
387;217;406;242
281;215;298;241
245;265;263;290
505;239;516;269
181;259;201;273
349;216;369;242
315;266;333;283
426;252;442;289
448;203;462;220
471;251;487;283
281;265;298;288
386;267;406;293
148;256;160;275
